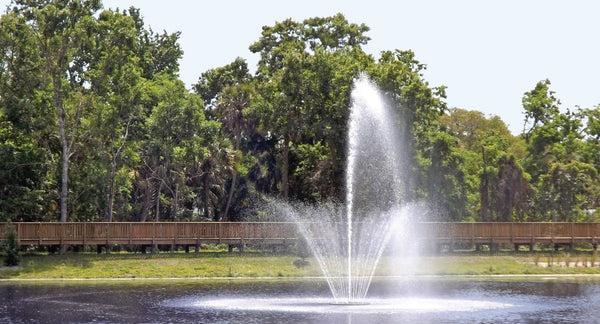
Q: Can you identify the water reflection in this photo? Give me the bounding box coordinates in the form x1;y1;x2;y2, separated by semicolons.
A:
1;277;600;323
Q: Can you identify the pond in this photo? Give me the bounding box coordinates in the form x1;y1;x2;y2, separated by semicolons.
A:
1;276;600;323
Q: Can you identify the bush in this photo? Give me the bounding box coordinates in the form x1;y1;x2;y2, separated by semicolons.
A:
3;222;21;267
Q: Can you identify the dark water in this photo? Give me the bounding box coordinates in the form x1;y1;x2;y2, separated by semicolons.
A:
1;276;599;323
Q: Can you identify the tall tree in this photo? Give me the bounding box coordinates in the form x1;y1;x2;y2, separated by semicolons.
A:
0;8;55;221
537;161;597;221
439;107;528;221
249;13;370;199
86;9;144;221
213;84;254;220
7;0;102;222
194;58;255;220
142;75;227;221
521;80;598;221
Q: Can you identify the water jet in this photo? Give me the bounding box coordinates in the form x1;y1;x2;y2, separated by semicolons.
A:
277;73;413;304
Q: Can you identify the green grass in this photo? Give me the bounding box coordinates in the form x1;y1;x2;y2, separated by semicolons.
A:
0;252;323;279
395;251;600;276
2;251;600;280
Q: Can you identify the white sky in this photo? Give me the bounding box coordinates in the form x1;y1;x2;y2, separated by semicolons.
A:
4;0;600;134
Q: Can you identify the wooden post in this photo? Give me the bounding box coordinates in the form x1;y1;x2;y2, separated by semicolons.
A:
152;222;157;253
59;223;64;254
82;222;87;251
529;240;534;252
218;222;222;245
38;222;42;246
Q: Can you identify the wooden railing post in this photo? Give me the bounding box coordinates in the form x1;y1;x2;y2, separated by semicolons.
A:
218;222;222;244
152;222;156;253
16;222;21;246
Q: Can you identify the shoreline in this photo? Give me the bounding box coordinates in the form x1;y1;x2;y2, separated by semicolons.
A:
3;273;600;283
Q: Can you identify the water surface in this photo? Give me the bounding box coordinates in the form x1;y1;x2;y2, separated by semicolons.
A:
1;277;599;323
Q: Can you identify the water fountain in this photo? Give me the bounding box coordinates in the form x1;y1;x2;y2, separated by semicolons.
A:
7;73;587;324
279;73;411;304
176;74;525;320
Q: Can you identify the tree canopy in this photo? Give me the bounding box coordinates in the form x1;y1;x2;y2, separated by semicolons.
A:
1;1;599;223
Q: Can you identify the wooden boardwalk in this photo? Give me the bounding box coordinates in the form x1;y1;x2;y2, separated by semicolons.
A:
423;222;600;251
1;222;599;251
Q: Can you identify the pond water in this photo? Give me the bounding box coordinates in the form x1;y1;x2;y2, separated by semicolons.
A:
1;276;600;323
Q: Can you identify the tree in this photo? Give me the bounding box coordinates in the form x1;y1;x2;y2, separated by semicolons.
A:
196;139;235;220
0;118;52;221
7;0;102;222
369;50;449;212
249;13;370;200
141;75;228;221
87;9;144;221
293;47;370;201
214;84;254;220
194;59;255;220
420;131;467;221
521;80;598;221
193;57;251;111
0;7;51;222
536;161;598;221
439;108;528;221
522;79;560;142
3;222;21;266
492;155;534;221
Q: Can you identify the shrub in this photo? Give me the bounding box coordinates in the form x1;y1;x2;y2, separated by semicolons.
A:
3;222;21;267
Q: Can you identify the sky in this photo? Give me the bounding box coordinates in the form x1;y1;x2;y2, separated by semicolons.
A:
4;0;600;134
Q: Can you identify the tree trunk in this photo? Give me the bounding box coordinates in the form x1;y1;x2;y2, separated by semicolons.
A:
60;141;69;222
106;163;116;222
54;75;69;223
173;182;179;221
223;171;237;221
480;146;490;221
155;181;162;222
223;134;241;221
138;179;152;222
281;138;290;199
203;175;210;220
107;119;131;222
58;107;69;253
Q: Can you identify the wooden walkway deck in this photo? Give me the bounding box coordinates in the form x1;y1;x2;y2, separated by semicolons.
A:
1;222;599;251
423;222;600;251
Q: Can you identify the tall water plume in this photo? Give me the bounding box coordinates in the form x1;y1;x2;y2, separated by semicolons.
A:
279;73;410;304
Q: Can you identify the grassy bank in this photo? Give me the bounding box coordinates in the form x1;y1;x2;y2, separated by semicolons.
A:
2;251;600;280
0;252;322;279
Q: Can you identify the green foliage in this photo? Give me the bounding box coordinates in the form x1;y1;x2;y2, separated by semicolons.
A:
193;58;252;109
291;142;331;202
3;222;21;267
438;108;524;221
522;79;560;140
519;80;599;221
536;161;598;221
2;3;599;223
420;131;467;221
249;14;373;200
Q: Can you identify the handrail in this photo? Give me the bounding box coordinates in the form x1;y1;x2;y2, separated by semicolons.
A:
0;222;599;248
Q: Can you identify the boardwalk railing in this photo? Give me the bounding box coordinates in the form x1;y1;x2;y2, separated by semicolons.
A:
0;222;297;247
422;222;600;247
0;222;599;249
